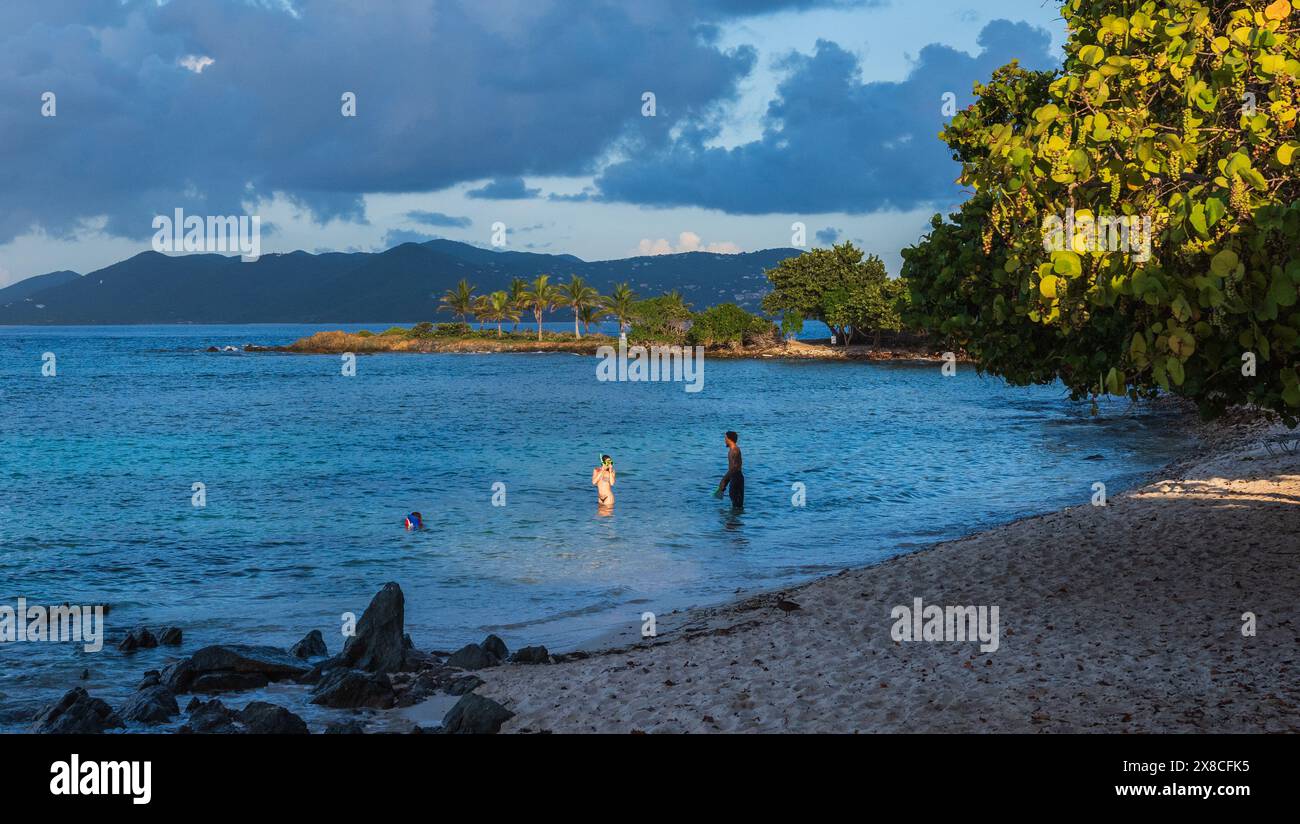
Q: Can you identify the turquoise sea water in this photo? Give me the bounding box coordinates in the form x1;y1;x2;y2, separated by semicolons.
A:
0;323;1193;728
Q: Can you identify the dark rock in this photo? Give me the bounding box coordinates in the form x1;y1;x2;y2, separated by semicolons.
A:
187;644;313;680
31;688;124;734
120;685;179;725
236;701;309;734
162;659;196;692
297;660;332;685
310;669;396;709
190;671;270;693
80;669;90;681
551;651;590;663
509;645;550;665
481;634;508;661
336;582;406;674
185;697;204;713
401;647;433;672
324;719;366;735
446;675;484;696
440;693;514;735
446;643;497;671
179;699;241;734
403;633;414;649
120;626;157;652
159;627;183;646
290;629;328;660
206;346;220;352
119;627;157;652
138;670;161;689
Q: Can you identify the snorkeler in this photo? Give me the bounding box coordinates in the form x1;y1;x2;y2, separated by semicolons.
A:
592;454;616;511
714;431;744;509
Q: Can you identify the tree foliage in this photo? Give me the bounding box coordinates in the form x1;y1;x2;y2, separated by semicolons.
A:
904;0;1300;421
763;242;906;344
688;303;778;347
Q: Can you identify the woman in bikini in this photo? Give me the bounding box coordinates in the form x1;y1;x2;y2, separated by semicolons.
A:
592;454;616;514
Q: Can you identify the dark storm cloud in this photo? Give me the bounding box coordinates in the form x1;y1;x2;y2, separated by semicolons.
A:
406;210;473;228
0;3;1058;246
466;177;541;200
0;0;773;243
593;20;1059;214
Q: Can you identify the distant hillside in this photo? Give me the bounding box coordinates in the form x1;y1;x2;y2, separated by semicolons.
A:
0;270;81;304
0;240;799;324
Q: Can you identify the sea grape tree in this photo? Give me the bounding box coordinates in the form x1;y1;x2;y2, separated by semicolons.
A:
903;0;1300;421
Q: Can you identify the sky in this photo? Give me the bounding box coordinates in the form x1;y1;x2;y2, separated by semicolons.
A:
0;0;1068;287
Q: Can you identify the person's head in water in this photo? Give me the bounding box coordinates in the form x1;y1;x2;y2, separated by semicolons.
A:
601;454;612;467
724;431;738;448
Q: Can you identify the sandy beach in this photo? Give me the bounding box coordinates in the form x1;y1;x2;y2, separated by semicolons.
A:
475;415;1300;733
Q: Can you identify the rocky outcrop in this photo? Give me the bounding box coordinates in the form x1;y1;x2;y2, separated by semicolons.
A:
309;668;396;709
440;693;514;734
335;582;405;674
482;634;508;661
178;699;241;734
120;684;179;725
159;627;183;646
165;644;312;694
290;629;328;660
31;688;124;734
118;627;158;652
236;701;309;734
509;645;550;664
446;643;497;671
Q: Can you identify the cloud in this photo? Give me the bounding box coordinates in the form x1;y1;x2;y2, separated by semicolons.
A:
594;20;1059;214
466;177;542;200
178;54;215;73
381;228;440;247
815;227;840;245
637;231;741;256
405;210;472;228
0;0;776;244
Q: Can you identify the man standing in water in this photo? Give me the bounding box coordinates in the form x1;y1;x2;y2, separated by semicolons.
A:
714;431;744;509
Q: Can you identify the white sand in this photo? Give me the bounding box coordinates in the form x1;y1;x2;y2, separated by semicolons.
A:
477;419;1300;733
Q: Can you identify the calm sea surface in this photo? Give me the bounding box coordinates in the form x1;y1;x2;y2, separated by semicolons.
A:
0;323;1193;729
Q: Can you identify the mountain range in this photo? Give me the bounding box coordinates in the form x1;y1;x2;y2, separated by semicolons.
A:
0;240;799;324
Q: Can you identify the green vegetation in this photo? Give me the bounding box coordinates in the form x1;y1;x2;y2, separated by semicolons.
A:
523;274;562;342
602;282;638;334
762;242;909;345
688;303;779;347
437;278;476;324
629;290;694;343
903;0;1300;421
561;275;602;339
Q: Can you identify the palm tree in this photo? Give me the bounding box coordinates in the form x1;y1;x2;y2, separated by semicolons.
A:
438;278;477;325
560;275;602;338
602;282;638;336
578;304;600;336
476;290;515;337
508;277;529;333
523;274;561;342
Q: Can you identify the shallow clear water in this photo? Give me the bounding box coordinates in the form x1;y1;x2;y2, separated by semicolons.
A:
0;323;1192;729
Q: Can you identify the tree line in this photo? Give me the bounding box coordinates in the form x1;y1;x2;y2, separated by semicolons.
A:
435;241;914;348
